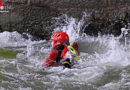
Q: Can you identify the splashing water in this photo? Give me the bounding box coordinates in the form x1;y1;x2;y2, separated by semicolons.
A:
53;14;87;43
0;15;130;90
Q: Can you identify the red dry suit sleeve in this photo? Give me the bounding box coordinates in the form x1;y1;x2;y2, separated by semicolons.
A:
61;48;68;58
42;49;58;67
72;42;80;56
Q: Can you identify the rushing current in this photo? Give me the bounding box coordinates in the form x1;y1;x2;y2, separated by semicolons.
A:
0;15;130;90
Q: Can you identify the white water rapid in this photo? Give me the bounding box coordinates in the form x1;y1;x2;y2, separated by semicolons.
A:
0;15;130;90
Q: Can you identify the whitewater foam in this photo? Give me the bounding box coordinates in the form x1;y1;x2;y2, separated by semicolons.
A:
0;14;130;90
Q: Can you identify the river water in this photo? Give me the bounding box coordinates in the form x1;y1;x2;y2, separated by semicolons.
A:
0;15;130;90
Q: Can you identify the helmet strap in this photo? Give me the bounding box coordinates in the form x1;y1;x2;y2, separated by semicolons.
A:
62;41;70;46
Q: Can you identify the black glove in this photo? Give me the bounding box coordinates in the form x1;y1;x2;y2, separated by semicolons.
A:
62;58;71;69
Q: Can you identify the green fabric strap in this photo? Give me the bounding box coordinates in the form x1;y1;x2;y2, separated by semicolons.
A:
74;56;80;61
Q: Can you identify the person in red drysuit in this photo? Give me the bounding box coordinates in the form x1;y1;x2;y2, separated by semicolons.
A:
42;32;80;68
0;0;2;7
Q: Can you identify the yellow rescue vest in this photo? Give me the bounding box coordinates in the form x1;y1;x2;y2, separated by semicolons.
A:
67;45;80;61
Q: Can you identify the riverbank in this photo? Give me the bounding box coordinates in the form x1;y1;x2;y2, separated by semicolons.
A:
0;0;130;40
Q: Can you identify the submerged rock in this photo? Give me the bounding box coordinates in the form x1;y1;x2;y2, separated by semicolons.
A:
0;48;18;59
